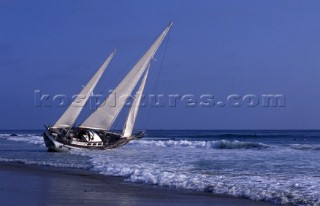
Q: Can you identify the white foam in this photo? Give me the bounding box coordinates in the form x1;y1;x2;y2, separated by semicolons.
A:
0;134;45;146
127;139;268;149
72;139;320;205
2;133;319;205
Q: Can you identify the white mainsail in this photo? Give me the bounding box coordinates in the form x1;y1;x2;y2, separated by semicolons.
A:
53;50;116;128
80;22;173;130
122;67;149;137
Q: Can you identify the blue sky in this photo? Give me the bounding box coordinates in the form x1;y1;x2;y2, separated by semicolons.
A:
1;0;320;130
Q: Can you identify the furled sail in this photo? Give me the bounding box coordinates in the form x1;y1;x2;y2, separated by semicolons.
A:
80;22;173;130
122;67;149;137
53;50;116;128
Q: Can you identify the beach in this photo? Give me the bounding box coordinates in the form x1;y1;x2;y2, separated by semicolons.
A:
0;162;275;206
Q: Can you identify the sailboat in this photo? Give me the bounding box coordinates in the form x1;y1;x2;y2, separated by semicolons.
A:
43;22;173;152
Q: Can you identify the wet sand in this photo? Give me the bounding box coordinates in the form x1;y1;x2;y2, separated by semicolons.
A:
0;162;276;206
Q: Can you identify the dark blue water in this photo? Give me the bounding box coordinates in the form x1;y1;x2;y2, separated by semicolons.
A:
1;130;319;205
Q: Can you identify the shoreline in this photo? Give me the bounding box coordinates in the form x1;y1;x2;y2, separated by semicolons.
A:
0;161;276;206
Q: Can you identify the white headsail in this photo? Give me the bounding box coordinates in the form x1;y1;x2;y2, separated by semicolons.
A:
53;50;116;128
122;67;149;137
80;22;173;130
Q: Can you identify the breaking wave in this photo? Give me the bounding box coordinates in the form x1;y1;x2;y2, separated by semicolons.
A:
0;134;268;150
127;139;268;149
73;145;320;206
1;132;320;205
0;134;45;146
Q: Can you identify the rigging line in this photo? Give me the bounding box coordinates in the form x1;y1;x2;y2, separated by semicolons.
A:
153;29;171;97
144;28;172;129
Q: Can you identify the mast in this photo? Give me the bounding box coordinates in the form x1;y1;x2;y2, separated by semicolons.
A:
122;66;149;137
53;50;116;128
80;22;173;130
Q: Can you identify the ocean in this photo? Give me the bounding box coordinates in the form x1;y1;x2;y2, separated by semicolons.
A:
0;130;319;206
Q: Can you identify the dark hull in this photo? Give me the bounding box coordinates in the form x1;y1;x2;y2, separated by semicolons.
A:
43;127;143;152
